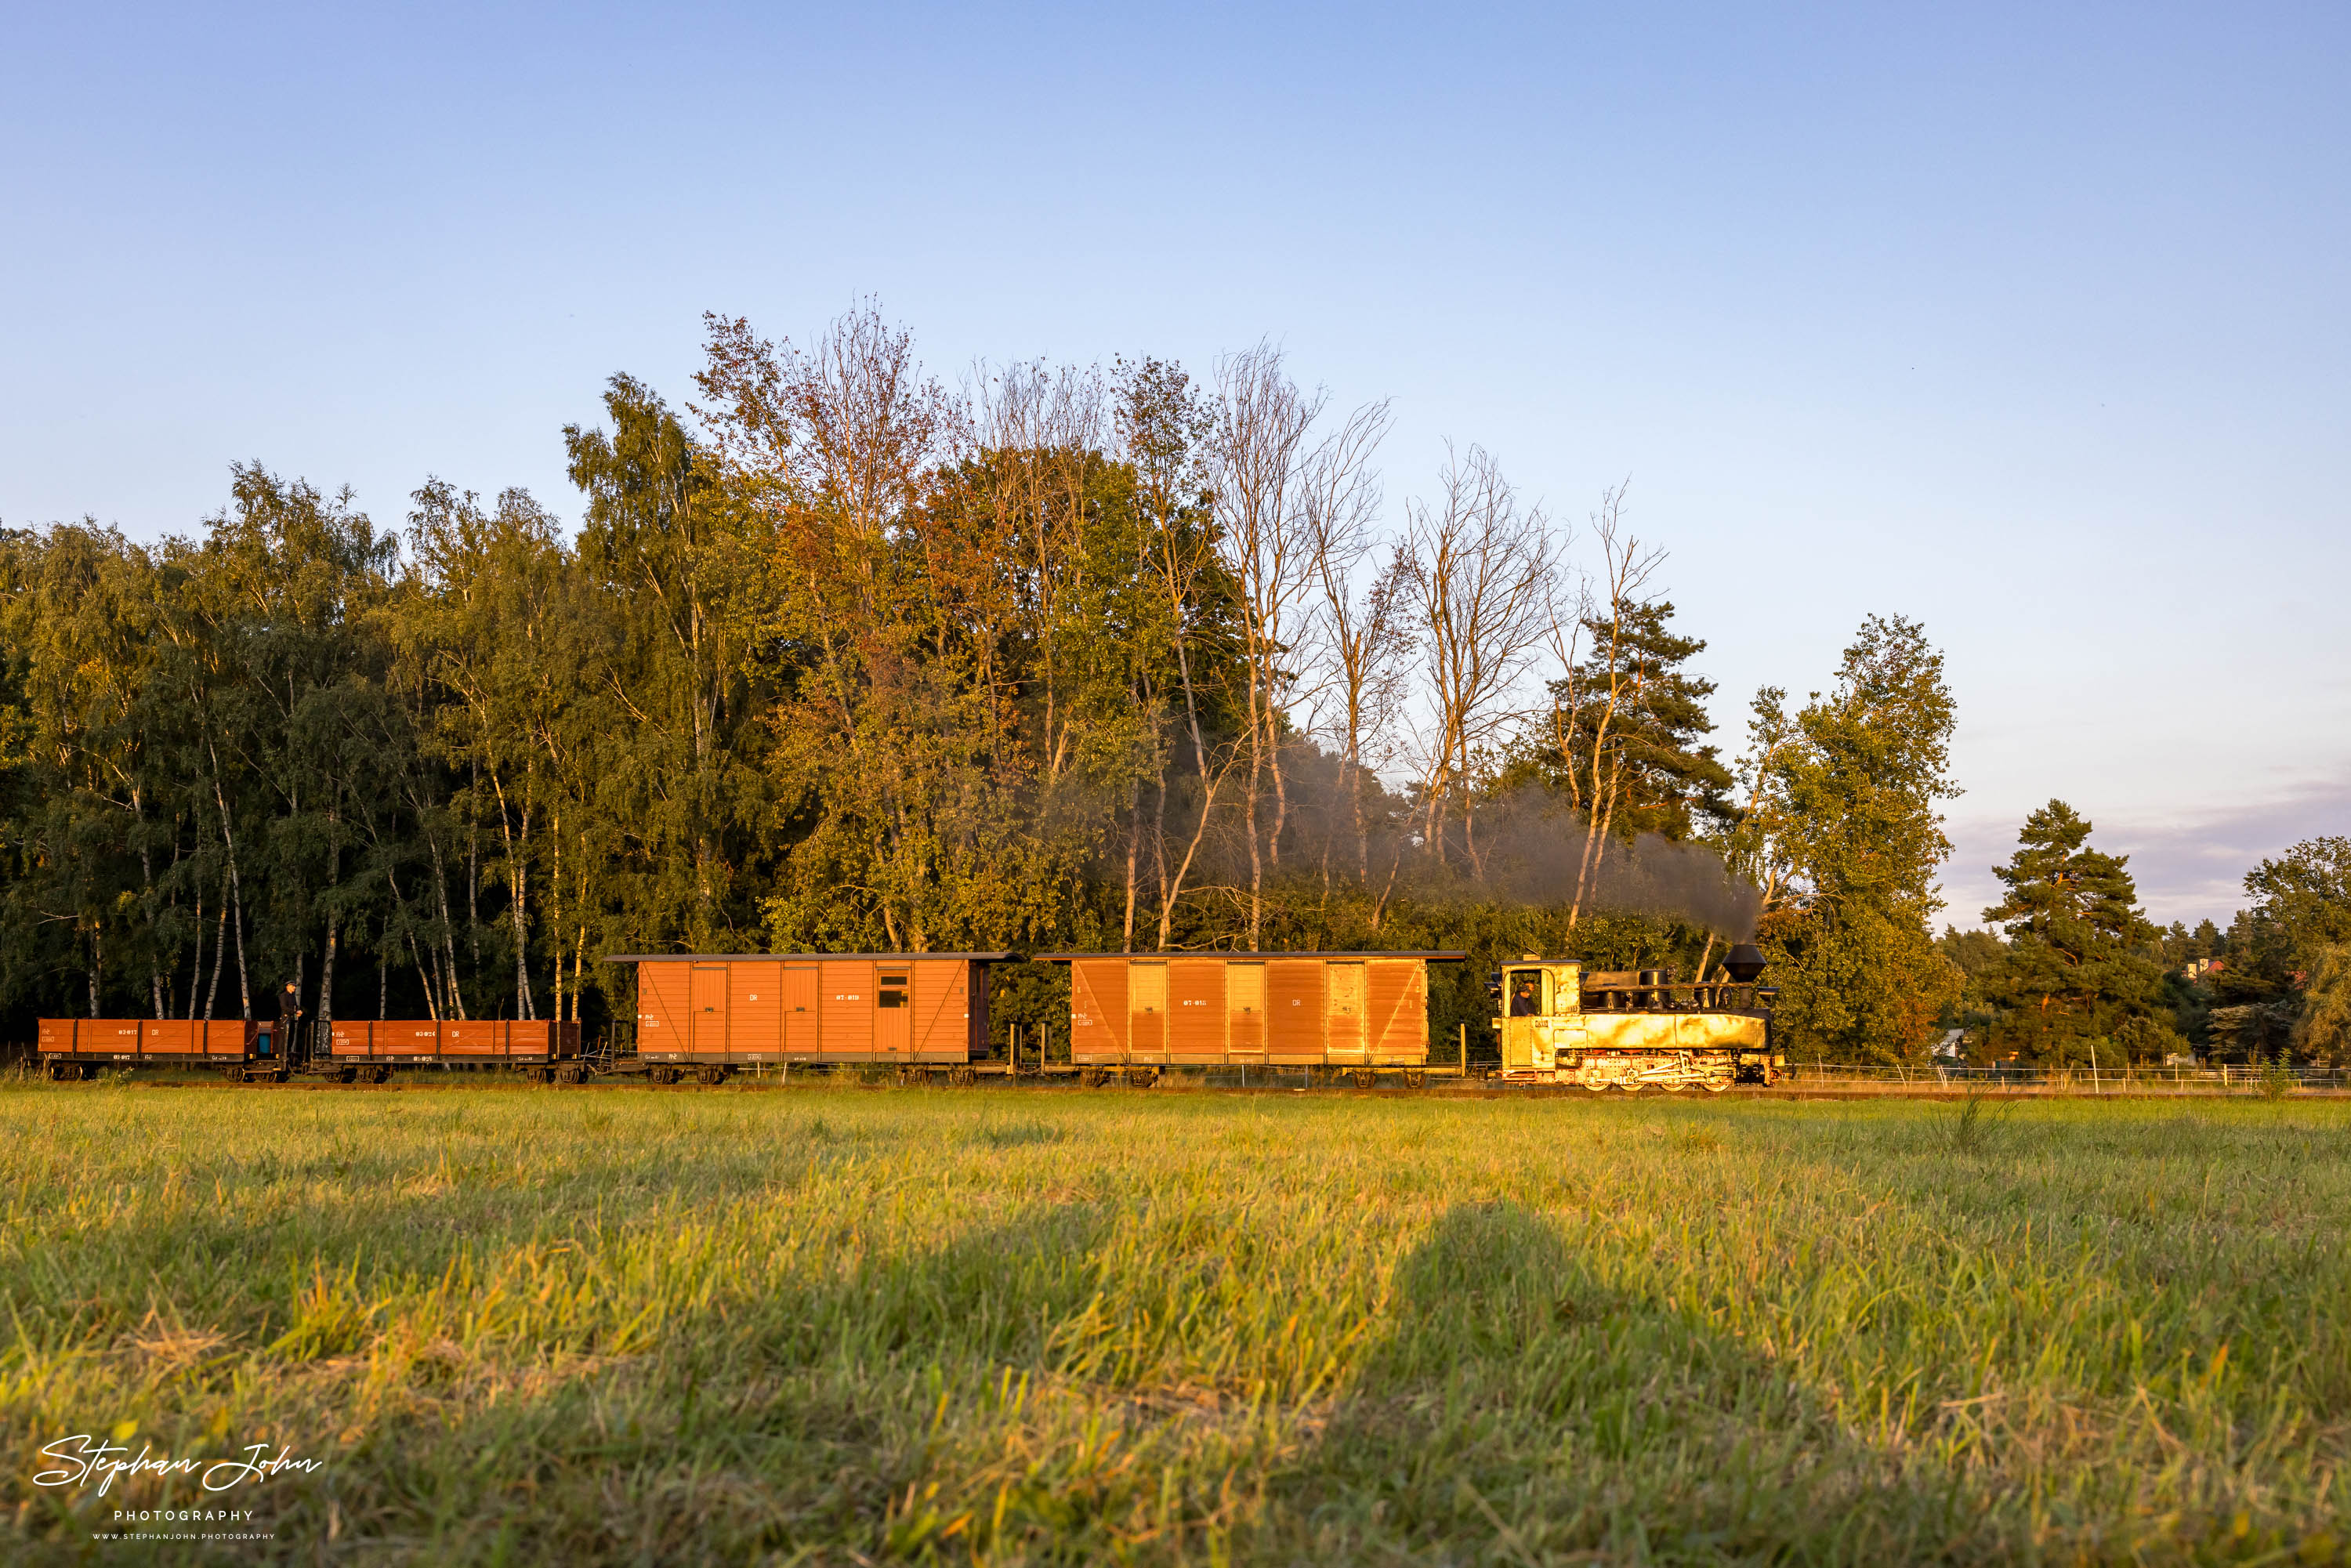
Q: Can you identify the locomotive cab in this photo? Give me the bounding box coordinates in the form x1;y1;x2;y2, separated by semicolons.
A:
1493;958;1585;1074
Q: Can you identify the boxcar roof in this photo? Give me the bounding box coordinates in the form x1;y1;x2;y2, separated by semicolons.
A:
601;952;1016;963
1033;951;1467;961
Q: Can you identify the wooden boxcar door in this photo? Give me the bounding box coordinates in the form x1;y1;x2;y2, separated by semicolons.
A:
1168;958;1226;1060
1226;962;1265;1057
1367;958;1427;1063
1128;961;1168;1059
782;964;820;1055
1268;959;1324;1062
1326;961;1366;1060
638;962;690;1059
730;961;781;1056
1070;958;1127;1063
690;965;728;1056
912;961;968;1060
875;966;911;1056
820;961;872;1056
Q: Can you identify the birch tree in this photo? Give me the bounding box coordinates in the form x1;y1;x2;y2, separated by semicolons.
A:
1404;445;1553;876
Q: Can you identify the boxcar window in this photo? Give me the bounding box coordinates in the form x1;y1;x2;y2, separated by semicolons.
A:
878;972;908;1009
1130;962;1168;1014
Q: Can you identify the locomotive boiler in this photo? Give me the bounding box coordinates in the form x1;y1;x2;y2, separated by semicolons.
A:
1490;943;1781;1091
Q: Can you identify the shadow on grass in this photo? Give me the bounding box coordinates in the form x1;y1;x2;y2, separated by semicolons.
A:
1264;1200;1985;1564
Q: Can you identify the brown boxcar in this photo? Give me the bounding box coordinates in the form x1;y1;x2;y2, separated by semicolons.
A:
1040;952;1462;1072
39;1017;259;1079
607;954;1006;1065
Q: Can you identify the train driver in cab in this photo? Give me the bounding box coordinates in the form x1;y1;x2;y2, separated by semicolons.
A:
1510;974;1540;1016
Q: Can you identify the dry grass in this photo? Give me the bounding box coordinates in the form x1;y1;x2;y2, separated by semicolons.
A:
3;1081;2348;1563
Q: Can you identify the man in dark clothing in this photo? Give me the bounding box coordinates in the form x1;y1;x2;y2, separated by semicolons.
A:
277;981;305;1067
1510;977;1539;1016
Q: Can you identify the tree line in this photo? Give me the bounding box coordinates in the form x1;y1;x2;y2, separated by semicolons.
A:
1941;817;2351;1067
2;304;1972;1061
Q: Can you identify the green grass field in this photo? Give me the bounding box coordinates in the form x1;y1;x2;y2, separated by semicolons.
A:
4;1082;2347;1564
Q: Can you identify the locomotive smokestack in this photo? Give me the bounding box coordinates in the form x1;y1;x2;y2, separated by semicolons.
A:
1722;943;1767;983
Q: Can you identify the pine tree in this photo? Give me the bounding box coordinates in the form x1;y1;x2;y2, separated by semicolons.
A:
1977;800;2178;1065
1514;599;1733;844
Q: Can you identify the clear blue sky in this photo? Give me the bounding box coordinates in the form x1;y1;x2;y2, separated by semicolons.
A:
5;2;2346;929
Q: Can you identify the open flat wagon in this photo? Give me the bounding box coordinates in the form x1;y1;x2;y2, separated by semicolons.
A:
1037;951;1466;1087
39;1017;279;1081
325;1019;585;1083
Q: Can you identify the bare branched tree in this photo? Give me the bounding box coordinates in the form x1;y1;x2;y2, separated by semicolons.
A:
1209;342;1324;948
971;358;1105;783
1298;400;1415;886
1404;445;1556;876
1545;486;1666;925
1115;357;1227;951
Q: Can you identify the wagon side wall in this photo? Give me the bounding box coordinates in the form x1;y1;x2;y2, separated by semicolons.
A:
38;1017;257;1064
911;960;973;1062
820;961;876;1057
1061;956;1435;1070
1368;959;1429;1064
1070;959;1128;1063
727;961;783;1057
639;962;690;1059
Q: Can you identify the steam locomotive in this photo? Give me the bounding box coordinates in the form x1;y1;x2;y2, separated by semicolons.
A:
1488;943;1781;1091
38;945;1777;1090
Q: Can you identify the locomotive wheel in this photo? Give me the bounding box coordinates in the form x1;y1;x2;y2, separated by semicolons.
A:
47;1061;74;1083
1403;1070;1425;1089
556;1063;587;1086
697;1065;727;1086
650;1066;679;1086
948;1066;976;1087
1123;1067;1158;1089
1081;1068;1110;1088
336;1067;359;1084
